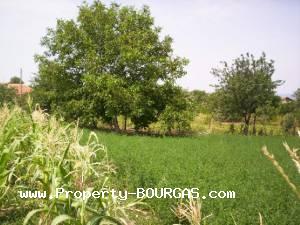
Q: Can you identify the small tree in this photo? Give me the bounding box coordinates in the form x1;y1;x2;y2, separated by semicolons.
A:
211;52;282;134
281;113;296;135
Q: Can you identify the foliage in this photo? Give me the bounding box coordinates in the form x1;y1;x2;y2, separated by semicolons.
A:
0;84;17;106
228;123;235;134
279;102;297;115
206;91;241;122
255;95;281;134
0;105;149;224
278;89;300;128
281;113;296;134
294;88;300;107
33;0;188;130
211;52;282;134
158;87;195;134
9;76;24;84
189;90;209;113
292;88;300;125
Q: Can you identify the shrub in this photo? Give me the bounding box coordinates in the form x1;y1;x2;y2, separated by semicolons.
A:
228;123;235;134
159;105;194;134
258;128;265;136
0;84;17;107
281;113;296;135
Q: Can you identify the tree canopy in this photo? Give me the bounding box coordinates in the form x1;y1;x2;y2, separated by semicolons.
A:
9;76;24;84
33;1;190;131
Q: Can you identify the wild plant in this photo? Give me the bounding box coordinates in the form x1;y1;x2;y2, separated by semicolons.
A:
172;198;212;225
0;104;149;224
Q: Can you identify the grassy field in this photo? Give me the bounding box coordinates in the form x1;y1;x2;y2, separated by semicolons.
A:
82;130;300;225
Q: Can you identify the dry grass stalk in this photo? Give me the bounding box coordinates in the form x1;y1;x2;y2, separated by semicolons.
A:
261;146;300;200
172;198;212;225
230;213;238;225
283;142;300;174
259;212;263;225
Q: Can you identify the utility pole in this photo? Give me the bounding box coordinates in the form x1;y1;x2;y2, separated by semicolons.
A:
20;68;22;95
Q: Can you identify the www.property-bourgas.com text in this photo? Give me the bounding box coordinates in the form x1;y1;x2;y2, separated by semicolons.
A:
18;188;236;201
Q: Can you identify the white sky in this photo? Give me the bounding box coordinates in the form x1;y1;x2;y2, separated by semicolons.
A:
0;0;299;95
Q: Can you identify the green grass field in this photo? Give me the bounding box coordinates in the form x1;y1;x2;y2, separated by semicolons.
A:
82;131;300;225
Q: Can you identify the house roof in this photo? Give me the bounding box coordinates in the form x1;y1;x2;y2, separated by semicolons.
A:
281;96;293;101
7;83;32;95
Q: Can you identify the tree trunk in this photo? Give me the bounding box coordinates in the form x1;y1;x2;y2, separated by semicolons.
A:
243;113;251;135
209;116;213;133
113;115;120;131
252;114;257;135
124;115;127;131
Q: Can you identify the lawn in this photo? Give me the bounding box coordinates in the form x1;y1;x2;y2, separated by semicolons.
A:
82;130;300;225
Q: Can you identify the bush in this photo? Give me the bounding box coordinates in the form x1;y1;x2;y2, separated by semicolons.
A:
228;123;235;134
159;105;194;134
258;128;265;136
0;84;17;107
281;113;296;135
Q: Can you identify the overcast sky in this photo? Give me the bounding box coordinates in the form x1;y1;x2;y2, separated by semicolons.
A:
0;0;299;95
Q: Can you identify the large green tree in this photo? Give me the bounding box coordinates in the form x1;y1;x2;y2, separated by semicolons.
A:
33;1;188;130
211;52;282;134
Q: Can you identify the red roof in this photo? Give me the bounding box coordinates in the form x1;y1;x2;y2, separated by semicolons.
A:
7;83;32;95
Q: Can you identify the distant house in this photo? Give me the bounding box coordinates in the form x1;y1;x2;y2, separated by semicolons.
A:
281;97;293;104
7;83;32;95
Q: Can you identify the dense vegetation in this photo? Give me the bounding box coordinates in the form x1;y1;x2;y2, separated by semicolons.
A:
30;1;300;135
32;1;193;132
0;105;152;225
0;85;17;107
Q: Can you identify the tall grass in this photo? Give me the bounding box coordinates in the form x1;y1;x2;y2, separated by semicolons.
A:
0;104;148;224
